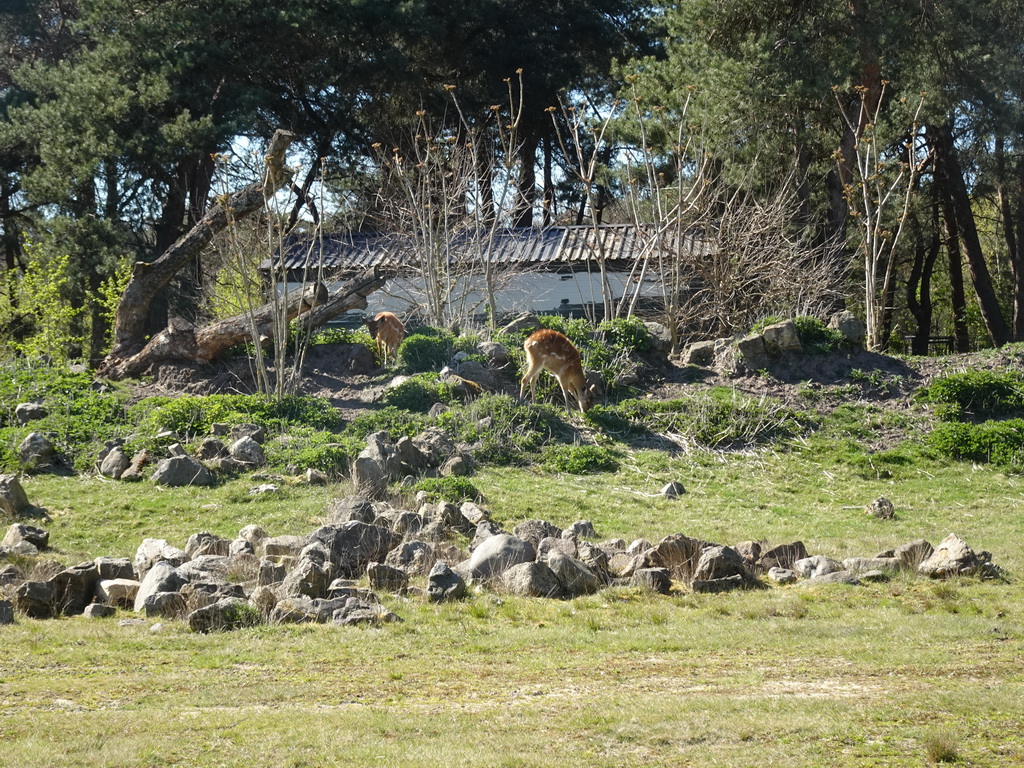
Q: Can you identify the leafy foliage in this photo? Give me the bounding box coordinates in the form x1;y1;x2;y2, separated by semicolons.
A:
398;328;458;372
408;476;482;503
540;444;621;474
917;370;1024;421
129;394;342;439
381;373;456;413
927;420;1024;470
792;316;847;355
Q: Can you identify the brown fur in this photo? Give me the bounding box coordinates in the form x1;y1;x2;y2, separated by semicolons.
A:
364;312;405;366
519;329;596;413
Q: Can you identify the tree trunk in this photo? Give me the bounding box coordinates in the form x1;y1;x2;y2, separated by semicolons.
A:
906;205;940;355
101;130;297;367
997;136;1024;339
514;131;538;228
99;269;384;380
933;122;1010;346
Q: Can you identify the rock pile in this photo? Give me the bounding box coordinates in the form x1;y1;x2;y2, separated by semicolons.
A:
0;480;1006;632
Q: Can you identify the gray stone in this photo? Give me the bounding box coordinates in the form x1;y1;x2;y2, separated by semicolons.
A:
470;520;505;551
257;558;287;586
630;567;672;594
83;603;116;619
94;557;134;580
733;540;762;564
331;596;401;626
229;538;254;557
440;455;472;477
478;341;509;367
271;596;319;623
384;540;437;576
537;536;577;561
151;456;214;487
238;524;270;549
842;557;901;575
497;311;540;336
761;319;802;352
280;557;331;599
15;581;55;618
263;535;306;559
366;562;409;593
767;567;797;585
457;534;535;581
134;562;188;612
546;551;602;596
142;591;188;618
307;521;397;578
502;561;564;598
682;340;716;367
756;541;808;572
411;427;455;468
828;310;865;345
134;538;188;577
806;571;861;586
0;564;23;586
692;546;750;583
648;534;706;581
188;597;257;632
352;454;387;499
736;333;770;370
563;520;596;540
894;539;934;570
19;431;56;468
692;574;749;593
427;561;467;602
15;402;47;425
230;423;266;444
185;532;231;559
326;497;377;525
643;321;672;354
229;436;266;466
794;556;844;580
0;599;13;625
196;437;229;461
249;585;278;616
177;555;232;582
0;474;30;516
459;501;490;527
865;496;896;519
513;519;563;547
96;578;140;608
119;450;150;482
918;533;981;579
98;446;131;479
3;523;49;550
49;562;101;615
660;481;686;499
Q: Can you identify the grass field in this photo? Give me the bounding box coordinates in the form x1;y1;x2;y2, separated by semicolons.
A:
3;443;1023;767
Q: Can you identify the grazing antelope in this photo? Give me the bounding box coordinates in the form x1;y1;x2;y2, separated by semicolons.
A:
519;329;596;413
364;312;405;366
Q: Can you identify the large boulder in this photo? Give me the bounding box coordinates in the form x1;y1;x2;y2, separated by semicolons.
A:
761;320;802;352
15;581;55;618
0;599;13;625
630;568;672;595
15;402;47;425
366;562;409;593
918;533;981;579
3;523;49;550
326;497;377;525
546;551;602;596
0;474;30;516
646;534;707;581
307;521;397;578
134;538;188;578
828;310;865;345
49;562;101;616
502;561;564;598
134;562;188;612
151;456;214;487
99;446;131;479
513;519;563;547
96;578;140;608
384;540;437;576
185;532;230;559
188;597;259;633
692;546;751;583
19;432;56;468
280;555;332;600
456;534;535;581
736;334;770;371
794;556;845;580
229;436;266;466
756;541;808;572
893;539;934;570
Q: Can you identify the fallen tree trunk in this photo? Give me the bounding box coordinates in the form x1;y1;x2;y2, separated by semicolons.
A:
102;129;297;366
97;268;386;380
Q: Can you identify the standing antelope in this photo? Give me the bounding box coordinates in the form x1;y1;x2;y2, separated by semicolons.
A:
519;329;596;413
364;312;405;366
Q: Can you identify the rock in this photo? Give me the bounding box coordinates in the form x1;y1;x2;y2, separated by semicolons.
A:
151;456;214;487
280;556;331;599
15;581;55;618
918;533;981;579
513;519;563;547
733;540;762;564
806;571;861;586
257;558;287;586
83;603;116;619
761;319;802;352
411;428;455;468
307;521;397;578
627;538;653;555
238;524;270;549
249;585;278;616
894;539;934;570
2;540;38;557
643;321;672;354
736;334;770;371
99;446;131;479
828;310;865;345
478;341;509;367
3;523;49;550
96;578;140;608
546;551;602;596
384;540;437;576
692;546;751;583
459;501;489;527
682;340;716;367
229;538;254;557
167;443;187;458
470;520;505;551
188;597;258;632
177;555;232;582
270;596;319;623
767;567;797;585
630;567;672;594
865;496;896;519
331;596;401;626
859;570;891;583
185;532;230;559
0;474;31;516
15;402;47;425
537;536;577;561
457;534;535;581
563;520;596;540
426;562;467;602
660;481;686;499
196;437;229;461
0;599;13;625
119;450;150;482
756;542;808;572
229;436;266;466
134;538;188;578
842;557;901;575
433;501;473;535
19;431;56;468
793;556;844;580
49;562;101;615
440;454;472;477
366;562;409;593
305;468;328;485
263;535;306;559
94;557;134;580
142;591;188;618
502;561;564;598
0;564;23;586
648;534;706;581
692;574;749;593
326;497;377;525
134;562;188;612
230;424;266;444
352;453;387;499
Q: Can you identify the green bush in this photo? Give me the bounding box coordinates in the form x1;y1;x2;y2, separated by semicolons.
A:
409;476;482;503
793;316;848;354
597;316;652;353
927;419;1024;469
270;426;362;477
540;444;620;474
917;370;1024;421
381;373;455;413
398;329;456;372
340;406;429;442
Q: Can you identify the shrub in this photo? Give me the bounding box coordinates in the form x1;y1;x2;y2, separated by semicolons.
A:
927;419;1024;469
917;370;1024;421
129;394;342;439
409;476;482;503
792;316;847;354
340;406;429;442
381;373;455;413
398;328;456;372
540;444;620;474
